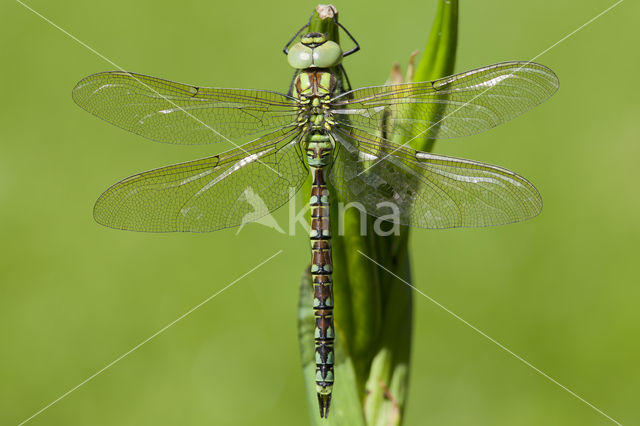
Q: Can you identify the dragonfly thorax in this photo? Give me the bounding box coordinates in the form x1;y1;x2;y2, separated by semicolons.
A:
287;32;343;69
294;71;337;133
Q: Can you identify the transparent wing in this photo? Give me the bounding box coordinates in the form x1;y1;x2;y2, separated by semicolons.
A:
330;127;541;229
94;127;307;232
331;62;558;140
73;71;298;145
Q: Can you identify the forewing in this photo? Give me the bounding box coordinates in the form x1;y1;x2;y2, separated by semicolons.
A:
330;128;541;228
332;62;558;140
73;71;298;145
94;127;307;232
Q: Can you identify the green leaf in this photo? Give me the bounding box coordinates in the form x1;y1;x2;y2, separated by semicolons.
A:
412;0;458;152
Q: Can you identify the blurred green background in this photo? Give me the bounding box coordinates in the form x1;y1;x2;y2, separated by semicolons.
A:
1;0;638;425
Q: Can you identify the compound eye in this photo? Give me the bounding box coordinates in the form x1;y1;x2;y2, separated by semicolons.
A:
312;40;342;68
287;42;313;69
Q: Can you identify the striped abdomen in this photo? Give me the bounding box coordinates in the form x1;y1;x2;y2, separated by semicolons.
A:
307;135;334;418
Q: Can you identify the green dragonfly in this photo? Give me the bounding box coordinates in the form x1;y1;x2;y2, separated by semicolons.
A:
73;14;558;418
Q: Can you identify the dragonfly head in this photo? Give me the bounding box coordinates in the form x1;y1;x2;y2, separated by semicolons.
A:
287;32;343;69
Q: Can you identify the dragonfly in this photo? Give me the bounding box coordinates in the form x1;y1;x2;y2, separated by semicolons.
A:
72;15;558;419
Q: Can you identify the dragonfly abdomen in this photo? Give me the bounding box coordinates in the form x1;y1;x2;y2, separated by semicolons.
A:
307;135;335;418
